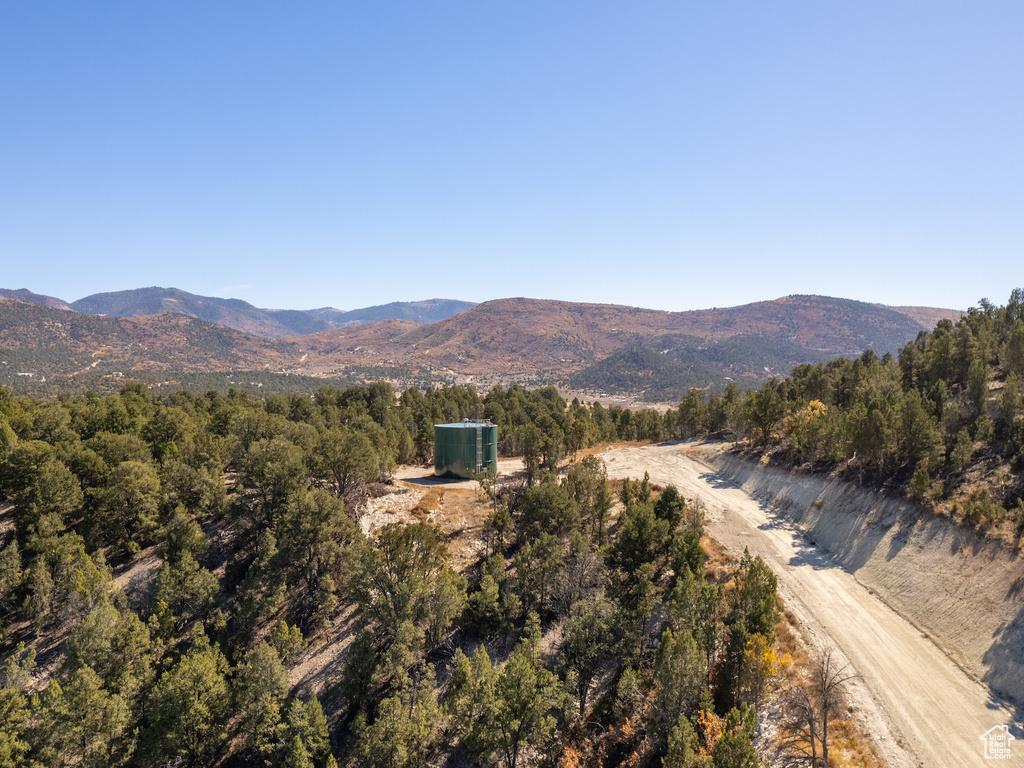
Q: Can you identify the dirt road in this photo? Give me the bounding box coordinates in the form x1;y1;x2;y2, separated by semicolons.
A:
600;442;1022;768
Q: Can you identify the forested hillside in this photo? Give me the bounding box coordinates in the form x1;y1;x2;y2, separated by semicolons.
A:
569;333;834;401
0;372;812;767
0;291;1016;767
671;289;1024;533
70;287;304;339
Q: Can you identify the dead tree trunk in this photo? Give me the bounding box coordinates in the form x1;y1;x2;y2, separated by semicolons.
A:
779;648;858;766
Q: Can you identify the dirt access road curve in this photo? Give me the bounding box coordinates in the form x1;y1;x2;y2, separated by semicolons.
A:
599;442;1022;768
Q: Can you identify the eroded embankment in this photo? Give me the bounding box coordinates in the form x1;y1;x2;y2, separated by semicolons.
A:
702;449;1024;705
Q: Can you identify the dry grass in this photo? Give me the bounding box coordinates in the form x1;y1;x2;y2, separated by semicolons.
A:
410;487;444;522
774;609;806;668
362;478;494;570
827;718;885;768
702;535;738;582
774;714;884;768
702;534;884;768
418;487;493;569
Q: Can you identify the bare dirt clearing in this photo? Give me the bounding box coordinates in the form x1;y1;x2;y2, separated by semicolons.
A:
599;441;1023;768
363;459;526;570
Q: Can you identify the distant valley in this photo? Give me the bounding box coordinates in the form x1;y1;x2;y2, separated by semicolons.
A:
0;287;963;398
291;295;963;399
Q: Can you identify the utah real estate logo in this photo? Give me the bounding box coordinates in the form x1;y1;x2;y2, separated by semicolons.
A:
979;725;1014;760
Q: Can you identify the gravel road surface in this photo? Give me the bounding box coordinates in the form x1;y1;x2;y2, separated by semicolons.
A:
600;442;1022;768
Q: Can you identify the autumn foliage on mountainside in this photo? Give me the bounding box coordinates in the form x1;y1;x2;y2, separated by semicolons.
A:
292;295;956;382
1;293;961;401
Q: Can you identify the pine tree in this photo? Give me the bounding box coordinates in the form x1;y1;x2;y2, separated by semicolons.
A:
237;643;289;761
145;634;231;766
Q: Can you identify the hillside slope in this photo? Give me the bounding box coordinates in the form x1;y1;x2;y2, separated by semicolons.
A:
70;286;305;338
0;299;302;385
882;304;964;329
703;447;1024;707
1;291;964;395
0;288;72;310
333;299;477;326
295;295;954;390
568;333;834;399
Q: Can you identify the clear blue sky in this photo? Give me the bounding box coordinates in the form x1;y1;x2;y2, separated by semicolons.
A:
2;2;1022;312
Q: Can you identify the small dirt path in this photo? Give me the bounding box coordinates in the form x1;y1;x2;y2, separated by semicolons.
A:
599;441;1022;768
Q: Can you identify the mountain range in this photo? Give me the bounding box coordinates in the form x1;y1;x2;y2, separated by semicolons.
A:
0;287;964;398
291;294;961;397
0;288;74;311
40;287;474;338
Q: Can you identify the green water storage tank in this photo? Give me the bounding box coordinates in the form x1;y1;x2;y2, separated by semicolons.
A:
434;421;498;479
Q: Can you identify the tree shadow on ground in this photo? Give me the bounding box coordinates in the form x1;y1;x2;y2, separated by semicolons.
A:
982;594;1024;735
698;470;742;490
399;472;473;487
